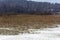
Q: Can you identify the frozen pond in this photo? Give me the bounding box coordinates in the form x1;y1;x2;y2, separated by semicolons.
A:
0;25;60;40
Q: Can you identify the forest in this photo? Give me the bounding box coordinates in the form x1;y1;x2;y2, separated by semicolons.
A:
0;0;60;15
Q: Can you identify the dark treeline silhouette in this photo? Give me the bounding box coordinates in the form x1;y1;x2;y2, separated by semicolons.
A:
0;0;60;15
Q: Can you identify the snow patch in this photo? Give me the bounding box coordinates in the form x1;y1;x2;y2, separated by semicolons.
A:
0;25;60;40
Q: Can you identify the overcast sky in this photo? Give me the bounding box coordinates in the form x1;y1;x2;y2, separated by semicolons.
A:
31;0;60;3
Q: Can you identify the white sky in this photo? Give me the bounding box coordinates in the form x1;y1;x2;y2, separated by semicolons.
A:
31;0;60;3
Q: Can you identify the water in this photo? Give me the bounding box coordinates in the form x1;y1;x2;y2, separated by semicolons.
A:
0;25;60;40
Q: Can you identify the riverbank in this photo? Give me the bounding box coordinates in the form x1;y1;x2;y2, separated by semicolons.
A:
0;25;60;40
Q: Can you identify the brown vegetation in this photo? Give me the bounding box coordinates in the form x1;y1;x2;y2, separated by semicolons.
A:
0;15;60;34
0;15;60;28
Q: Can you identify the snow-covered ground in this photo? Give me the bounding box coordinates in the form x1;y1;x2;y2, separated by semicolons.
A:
0;25;60;40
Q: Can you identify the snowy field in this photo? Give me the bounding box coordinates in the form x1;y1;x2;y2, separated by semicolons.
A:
0;25;60;40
